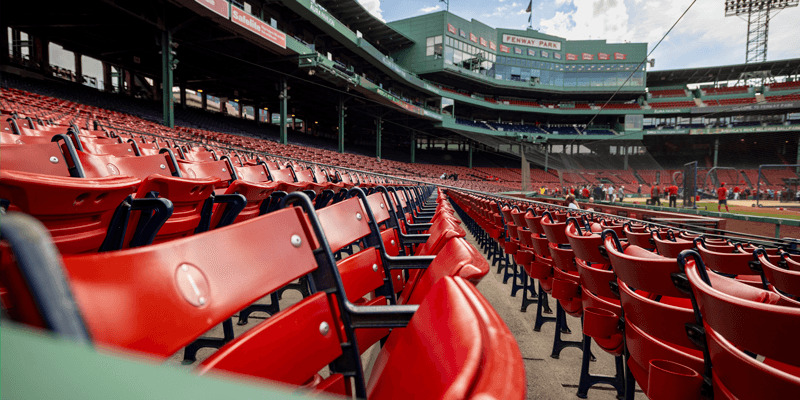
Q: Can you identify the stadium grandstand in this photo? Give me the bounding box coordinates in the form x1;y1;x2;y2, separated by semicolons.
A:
2;1;800;399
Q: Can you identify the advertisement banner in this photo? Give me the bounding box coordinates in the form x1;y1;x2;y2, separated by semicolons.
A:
514;47;523;54
459;29;467;38
541;50;549;58
480;37;487;47
690;125;800;135
447;23;457;34
566;53;577;61
644;129;690;135
231;7;286;48
501;34;561;50
489;41;497;51
553;52;561;60
195;0;229;18
598;52;610;60
614;52;626;60
469;32;478;43
309;1;337;28
581;53;593;60
499;44;510;53
528;49;536;56
691;101;800;114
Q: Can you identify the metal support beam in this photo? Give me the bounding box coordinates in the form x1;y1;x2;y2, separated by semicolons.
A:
337;96;345;154
279;78;288;144
796;139;800;176
180;84;186;109
544;145;549;173
1;26;9;65
376;117;382;161
623;146;629;171
468;142;473;169
410;131;416;163
713;138;720;168
74;52;83;84
161;30;174;128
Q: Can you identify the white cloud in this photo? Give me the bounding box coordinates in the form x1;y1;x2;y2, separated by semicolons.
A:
419;5;442;13
357;0;385;22
534;0;800;70
483;5;510;17
539;0;632;42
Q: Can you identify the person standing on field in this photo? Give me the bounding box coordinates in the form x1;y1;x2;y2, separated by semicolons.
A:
668;184;678;208
717;183;730;212
650;183;661;206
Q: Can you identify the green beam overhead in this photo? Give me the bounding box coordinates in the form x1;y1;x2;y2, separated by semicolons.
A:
376;117;382;160
161;30;174;128
279;78;288;145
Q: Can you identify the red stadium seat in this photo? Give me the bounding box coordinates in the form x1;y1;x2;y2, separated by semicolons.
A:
603;230;703;399
679;251;799;400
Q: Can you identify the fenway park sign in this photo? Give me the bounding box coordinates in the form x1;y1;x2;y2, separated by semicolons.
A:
502;34;561;51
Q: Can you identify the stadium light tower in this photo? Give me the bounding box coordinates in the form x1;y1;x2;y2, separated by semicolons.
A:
725;0;799;64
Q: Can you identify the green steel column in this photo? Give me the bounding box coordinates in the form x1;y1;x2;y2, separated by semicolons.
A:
375;117;382;160
623;146;629;170
468;142;473;169
279;78;288;144
410;131;416;163
796;139;800;176
337;96;345;153
544;145;549;173
161;30;174;128
713;138;719;168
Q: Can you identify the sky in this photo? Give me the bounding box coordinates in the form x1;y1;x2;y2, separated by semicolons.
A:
358;0;800;71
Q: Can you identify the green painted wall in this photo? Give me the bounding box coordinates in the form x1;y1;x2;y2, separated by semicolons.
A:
389;12;446;74
388;11;648;92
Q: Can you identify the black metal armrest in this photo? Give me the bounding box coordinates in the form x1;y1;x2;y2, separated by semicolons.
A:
385;254;436;270
212;194;248;229
399;233;430;245
128;197;174;248
345;302;419;328
406;222;433;232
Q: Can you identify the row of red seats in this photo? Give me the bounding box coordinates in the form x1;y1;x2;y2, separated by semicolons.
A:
2;86;523;194
701;86;749;96
649;101;696;109
1;154;527;398
448;189;800;400
704;97;757;106
649;89;687;98
766;94;800;102
2;90;529;398
602;103;641;110
766;81;800;91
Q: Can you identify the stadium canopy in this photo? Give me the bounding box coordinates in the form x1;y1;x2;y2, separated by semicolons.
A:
646;58;800;87
313;0;415;53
